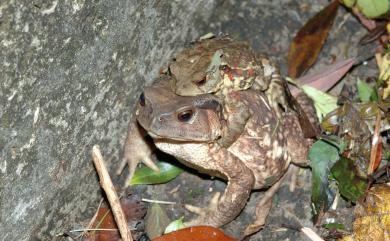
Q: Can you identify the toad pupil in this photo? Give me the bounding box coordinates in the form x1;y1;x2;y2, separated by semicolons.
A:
139;93;145;106
178;110;193;122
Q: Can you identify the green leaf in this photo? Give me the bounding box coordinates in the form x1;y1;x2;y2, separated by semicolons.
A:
164;217;186;234
357;0;389;18
146;203;171;239
309;140;340;217
343;0;356;8
302;85;338;121
320;136;346;153
331;157;367;203
323;223;346;230
130;161;183;185
357;78;377;102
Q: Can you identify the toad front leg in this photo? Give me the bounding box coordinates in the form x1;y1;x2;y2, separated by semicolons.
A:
217;97;251;148
255;54;289;116
117;121;160;185
185;144;255;227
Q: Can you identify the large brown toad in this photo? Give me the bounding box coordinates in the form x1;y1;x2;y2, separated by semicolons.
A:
168;36;290;147
122;75;316;235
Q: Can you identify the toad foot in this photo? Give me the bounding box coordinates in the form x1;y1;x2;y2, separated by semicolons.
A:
117;121;160;186
184;192;221;227
242;168;288;238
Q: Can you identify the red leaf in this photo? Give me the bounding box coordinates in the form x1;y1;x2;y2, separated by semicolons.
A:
291;58;355;95
288;0;339;78
152;226;237;241
368;111;383;175
85;197;147;241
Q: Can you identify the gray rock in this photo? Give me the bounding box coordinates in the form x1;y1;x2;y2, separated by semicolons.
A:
0;1;216;240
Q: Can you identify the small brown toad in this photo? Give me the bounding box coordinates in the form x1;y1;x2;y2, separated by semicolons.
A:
122;75;316;236
168;36;289;147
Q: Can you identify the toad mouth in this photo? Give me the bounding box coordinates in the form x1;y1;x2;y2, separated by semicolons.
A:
147;131;214;143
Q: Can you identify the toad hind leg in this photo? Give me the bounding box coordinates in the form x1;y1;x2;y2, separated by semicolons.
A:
242;167;289;238
185;145;255;227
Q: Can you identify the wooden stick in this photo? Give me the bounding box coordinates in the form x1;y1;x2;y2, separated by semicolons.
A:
91;145;133;241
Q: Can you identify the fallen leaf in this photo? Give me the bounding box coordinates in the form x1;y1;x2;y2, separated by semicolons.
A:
152;226;237;241
85;196;147;241
377;53;390;99
339;184;390;241
368;111;382;175
130;161;183;185
320;108;342;133
309;140;339;219
357;78;377;102
331;157;367;203
321;101;382;135
288;0;339;78
164;217;186;234
284;80;319;138
356;0;389;19
146;203;171;239
358;102;381;120
352;7;377;30
331;103;374;177
323;223;346;230
359;22;387;44
342;0;356;8
302;85;338;120
292;58;355;95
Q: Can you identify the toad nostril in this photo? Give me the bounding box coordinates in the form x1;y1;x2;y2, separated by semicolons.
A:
196;76;206;86
139;93;145;106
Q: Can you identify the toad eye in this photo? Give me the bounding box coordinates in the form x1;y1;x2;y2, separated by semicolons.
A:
195;76;206;86
139;93;145;106
177;109;193;122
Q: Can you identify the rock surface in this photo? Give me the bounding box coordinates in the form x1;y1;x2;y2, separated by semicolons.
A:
0;1;216;240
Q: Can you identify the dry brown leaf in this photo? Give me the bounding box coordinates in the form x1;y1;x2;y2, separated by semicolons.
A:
368;111;382;175
146;203;171;239
288;0;339;78
377;53;390;99
85;197;146;241
339;184;390;241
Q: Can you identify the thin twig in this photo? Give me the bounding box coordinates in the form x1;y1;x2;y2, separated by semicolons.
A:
69;228;136;233
141;198;176;205
289;165;299;192
281;208;324;241
301;227;325;241
282;224;324;241
84;199;104;235
91;145;133;241
75;198;105;239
